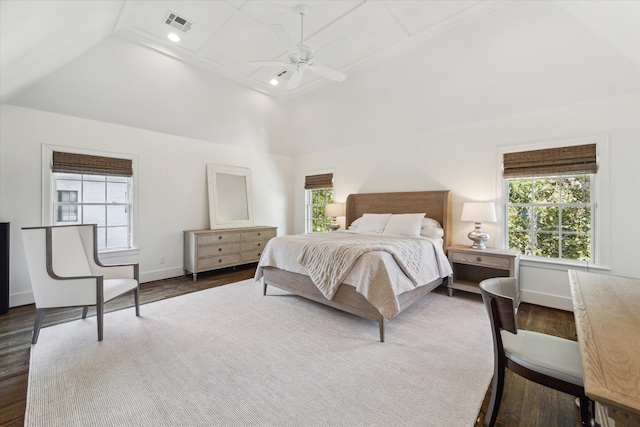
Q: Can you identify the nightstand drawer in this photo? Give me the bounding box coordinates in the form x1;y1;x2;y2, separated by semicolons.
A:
449;251;511;269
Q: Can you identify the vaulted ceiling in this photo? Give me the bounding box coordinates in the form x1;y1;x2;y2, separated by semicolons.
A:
1;1;638;155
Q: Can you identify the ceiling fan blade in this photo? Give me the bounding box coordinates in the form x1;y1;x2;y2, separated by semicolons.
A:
287;68;304;90
313;37;352;61
271;24;301;58
309;65;347;82
246;61;290;67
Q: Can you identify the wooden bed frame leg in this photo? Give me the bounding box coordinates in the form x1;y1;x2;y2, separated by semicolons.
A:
263;282;268;296
379;318;385;343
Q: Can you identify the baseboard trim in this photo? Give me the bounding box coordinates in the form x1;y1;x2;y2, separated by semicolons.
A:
520;289;574;311
140;267;185;283
10;291;35;308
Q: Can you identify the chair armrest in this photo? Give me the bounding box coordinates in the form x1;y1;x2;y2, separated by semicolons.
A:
92;261;139;281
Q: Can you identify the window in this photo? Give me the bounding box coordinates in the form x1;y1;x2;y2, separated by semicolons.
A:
502;142;599;263
506;175;593;261
53;173;132;250
44;148;136;253
304;173;334;233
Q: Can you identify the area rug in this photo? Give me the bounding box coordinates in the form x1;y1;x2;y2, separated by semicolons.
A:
25;279;493;426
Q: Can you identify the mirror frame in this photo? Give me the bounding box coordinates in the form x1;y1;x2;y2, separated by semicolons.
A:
206;164;255;229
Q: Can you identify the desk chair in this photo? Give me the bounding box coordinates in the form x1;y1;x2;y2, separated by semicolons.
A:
479;277;594;426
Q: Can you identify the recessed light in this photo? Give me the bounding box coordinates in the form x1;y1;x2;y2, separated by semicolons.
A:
167;33;180;42
270;78;279;86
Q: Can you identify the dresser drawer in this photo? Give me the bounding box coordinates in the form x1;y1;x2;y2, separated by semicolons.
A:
198;232;240;245
197;254;240;270
198;243;240;258
241;228;277;241
240;250;264;263
240;240;269;252
449;251;511;269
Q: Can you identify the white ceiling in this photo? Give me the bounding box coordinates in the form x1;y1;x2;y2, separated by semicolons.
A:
112;0;517;97
1;1;638;156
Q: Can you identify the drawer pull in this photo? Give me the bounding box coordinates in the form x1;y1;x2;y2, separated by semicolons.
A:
218;259;222;263
218;236;222;240
258;232;261;236
476;257;482;262
218;248;222;252
257;243;261;247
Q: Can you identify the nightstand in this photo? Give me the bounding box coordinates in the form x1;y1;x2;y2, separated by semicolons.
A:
447;244;520;303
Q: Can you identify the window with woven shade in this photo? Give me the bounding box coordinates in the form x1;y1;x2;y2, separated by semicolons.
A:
304;172;334;233
503;143;599;263
48;149;136;251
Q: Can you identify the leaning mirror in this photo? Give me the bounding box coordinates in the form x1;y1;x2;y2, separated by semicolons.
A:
207;164;255;229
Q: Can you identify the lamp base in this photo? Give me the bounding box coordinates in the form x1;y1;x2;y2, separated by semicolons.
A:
329;220;341;231
468;222;489;250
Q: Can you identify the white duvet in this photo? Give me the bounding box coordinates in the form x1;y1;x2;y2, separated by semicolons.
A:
255;231;453;319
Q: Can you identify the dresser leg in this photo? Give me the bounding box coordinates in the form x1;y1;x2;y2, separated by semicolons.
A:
192;273;197;282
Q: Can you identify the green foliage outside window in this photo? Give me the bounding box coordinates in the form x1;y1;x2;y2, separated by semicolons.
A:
507;175;592;261
306;188;334;233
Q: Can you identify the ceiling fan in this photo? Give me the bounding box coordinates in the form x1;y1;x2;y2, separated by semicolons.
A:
247;5;352;90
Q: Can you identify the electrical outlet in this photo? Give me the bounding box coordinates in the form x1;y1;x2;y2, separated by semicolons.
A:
160;256;165;264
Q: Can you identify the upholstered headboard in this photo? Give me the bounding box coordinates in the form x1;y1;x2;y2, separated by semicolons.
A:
344;190;451;252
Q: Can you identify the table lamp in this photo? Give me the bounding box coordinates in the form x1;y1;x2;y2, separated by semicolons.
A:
461;202;496;249
325;203;345;231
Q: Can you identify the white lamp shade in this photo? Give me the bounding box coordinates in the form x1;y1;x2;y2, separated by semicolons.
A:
461;202;496;222
325;203;345;217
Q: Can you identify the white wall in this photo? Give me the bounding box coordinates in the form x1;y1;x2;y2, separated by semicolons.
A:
0;105;293;307
291;92;640;310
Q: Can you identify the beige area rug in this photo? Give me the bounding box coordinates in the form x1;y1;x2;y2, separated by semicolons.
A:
26;279;493;426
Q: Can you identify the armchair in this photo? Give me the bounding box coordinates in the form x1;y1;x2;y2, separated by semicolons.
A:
22;224;140;343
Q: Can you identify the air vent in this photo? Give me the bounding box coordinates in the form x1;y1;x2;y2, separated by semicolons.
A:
275;70;290;81
164;11;193;33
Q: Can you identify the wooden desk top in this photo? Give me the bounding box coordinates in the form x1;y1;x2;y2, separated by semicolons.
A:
568;270;640;426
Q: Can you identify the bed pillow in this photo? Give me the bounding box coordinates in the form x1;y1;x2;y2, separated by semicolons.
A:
356;213;392;233
420;227;445;239
348;217;363;230
421;217;442;229
383;213;425;237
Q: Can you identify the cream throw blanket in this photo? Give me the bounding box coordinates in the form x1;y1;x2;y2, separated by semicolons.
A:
297;235;425;300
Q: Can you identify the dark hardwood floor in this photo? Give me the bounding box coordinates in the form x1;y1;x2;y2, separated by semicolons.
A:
0;265;584;427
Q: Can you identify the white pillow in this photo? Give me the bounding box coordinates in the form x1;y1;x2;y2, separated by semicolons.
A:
420;227;445;239
383;213;425;237
348;217;363;230
421;217;442;229
356;213;392;233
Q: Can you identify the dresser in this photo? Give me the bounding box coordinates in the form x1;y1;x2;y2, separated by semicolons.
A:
447;244;520;303
184;226;277;281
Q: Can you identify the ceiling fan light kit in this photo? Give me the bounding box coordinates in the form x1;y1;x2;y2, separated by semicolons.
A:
247;5;351;90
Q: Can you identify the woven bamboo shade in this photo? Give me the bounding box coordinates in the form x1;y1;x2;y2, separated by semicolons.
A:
304;173;333;189
503;144;597;178
52;151;133;177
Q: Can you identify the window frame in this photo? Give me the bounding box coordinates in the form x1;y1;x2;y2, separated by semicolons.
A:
42;145;139;257
496;135;609;269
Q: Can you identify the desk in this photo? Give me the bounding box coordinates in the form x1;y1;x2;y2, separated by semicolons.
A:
568;270;640;427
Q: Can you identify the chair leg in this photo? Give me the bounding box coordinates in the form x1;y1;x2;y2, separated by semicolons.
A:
579;396;590;426
97;301;104;341
134;287;140;317
484;366;505;427
32;309;46;344
82;306;89;319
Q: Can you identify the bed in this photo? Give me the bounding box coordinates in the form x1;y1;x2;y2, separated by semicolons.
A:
255;190;452;342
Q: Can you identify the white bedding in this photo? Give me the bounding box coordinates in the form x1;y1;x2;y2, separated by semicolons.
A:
255;231;452;319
